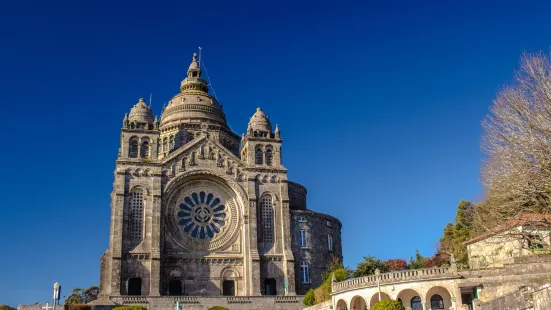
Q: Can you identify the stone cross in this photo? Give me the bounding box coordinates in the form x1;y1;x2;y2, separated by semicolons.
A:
41;303;53;310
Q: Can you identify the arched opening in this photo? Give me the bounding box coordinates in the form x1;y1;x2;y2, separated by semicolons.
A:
260;195;274;243
264;278;276;295
350;296;366;310
128;278;142;296
336;299;348;310
140;140;149;158
222;280;235;296
369;292;391;308
128;188;144;244
168;279;182;296
411;296;422;310
265;148;273;166
255;147;263;165
430;294;444;309
397;288;422;310
163;138;168;153
129;139;138;158
426;286;453;310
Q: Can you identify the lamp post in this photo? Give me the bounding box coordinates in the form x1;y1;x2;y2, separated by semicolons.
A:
375;268;381;302
53;282;60;310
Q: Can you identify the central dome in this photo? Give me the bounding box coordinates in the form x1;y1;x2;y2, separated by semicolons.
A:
160;53;228;129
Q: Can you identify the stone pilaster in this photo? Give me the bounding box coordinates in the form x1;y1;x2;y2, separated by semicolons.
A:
109;192;125;295
149;194;162;296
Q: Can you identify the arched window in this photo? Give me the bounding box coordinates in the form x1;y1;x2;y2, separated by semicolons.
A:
129;139;138;158
128;188;144;243
328;234;333;251
300;261;310;283
140;140;149;158
431;294;444;309
255;147;263;165
265;148;273;166
169;135;175;149
411;296;422;310
169;279;182;296
261;195;274;243
163;138;168;152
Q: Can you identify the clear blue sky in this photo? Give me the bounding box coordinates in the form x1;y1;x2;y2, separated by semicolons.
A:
1;0;551;306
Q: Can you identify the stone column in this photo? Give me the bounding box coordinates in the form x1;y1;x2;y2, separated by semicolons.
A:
245;176;261;296
149;185;162;296
110;191;125;295
280;180;296;295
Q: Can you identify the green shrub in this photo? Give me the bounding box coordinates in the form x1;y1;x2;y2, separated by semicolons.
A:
372;299;404;310
207;307;229;310
303;289;316;306
112;306;147;310
0;305;16;310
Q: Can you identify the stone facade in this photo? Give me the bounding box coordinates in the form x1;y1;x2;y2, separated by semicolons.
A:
97;53;342;302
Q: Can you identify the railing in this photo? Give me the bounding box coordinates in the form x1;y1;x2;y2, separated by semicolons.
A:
227;296;252;303
274;295;300;303
333;267;458;293
174;296;199;304
118;296;149;304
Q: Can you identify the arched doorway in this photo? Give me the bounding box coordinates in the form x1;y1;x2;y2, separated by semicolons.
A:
336;299;348;310
397;288;422;310
128;278;142;296
411;296;423;310
350;296;366;310
425;286;453;310
369;292;391;308
169;279;182;296
264;278;276;295
222;280;235;296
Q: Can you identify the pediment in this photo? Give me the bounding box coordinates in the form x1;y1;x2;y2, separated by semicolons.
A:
161;136;246;181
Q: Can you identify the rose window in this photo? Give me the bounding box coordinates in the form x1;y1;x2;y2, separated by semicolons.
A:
177;191;226;239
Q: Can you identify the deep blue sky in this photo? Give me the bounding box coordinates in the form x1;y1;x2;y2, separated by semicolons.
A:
1;0;551;306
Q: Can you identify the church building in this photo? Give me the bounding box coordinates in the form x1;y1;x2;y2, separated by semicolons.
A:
98;53;342;299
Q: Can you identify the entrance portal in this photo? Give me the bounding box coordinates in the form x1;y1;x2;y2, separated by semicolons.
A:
128;278;142;296
264;278;276;295
222;280;235;296
169;279;182;296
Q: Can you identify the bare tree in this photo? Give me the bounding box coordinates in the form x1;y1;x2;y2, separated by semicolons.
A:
479;51;551;237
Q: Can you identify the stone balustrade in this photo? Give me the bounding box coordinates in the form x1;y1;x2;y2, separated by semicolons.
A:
333;266;458;293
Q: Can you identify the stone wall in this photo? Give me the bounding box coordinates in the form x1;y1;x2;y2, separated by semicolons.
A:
303;300;331;310
97;295;305;309
290;209;343;295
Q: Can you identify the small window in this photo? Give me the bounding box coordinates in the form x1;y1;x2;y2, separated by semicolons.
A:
326;220;332;227
299;230;307;247
430;294;444;309
296;216;306;222
265;148;273;166
129;139;138;158
300;261;310;283
140;141;149;158
255;147;263;165
328;234;333;251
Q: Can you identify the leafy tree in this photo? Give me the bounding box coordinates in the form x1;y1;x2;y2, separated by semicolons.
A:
64;286;99;305
0;305;16;310
303;289;316;306
423;253;448;268
408;249;427;269
207;307;229;310
438;200;474;268
353;255;388;277
322;254;346;281
312;268;349;305
384;259;407;271
372;299;404;310
112;307;147;310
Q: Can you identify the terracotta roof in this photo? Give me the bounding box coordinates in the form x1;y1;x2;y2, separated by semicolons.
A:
464;213;551;245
